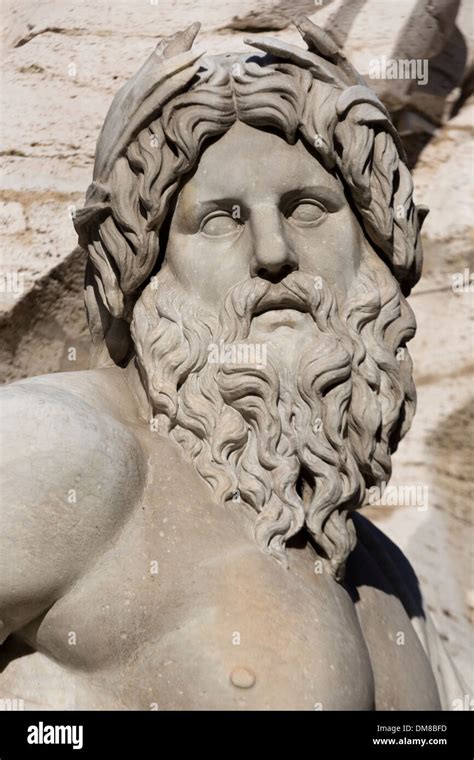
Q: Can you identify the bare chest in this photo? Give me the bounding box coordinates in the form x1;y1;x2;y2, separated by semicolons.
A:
5;452;438;710
25;520;374;708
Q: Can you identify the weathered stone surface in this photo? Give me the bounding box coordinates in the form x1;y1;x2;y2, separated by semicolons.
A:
0;246;88;382
0;201;26;234
413;98;474;268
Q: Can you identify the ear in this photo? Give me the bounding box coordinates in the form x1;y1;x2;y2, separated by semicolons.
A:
417;204;429;230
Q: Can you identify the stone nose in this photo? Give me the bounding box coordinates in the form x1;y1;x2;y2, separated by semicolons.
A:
249;205;298;283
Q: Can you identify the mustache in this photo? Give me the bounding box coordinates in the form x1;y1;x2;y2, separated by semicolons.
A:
216;271;337;345
252;280;310;317
221;271;326;324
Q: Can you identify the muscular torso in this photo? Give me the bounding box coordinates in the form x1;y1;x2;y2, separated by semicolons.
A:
0;367;441;710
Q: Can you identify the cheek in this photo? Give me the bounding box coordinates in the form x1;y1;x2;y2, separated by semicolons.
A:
295;208;362;296
164;231;249;309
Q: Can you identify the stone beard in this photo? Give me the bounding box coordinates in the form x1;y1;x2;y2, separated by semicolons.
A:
131;254;416;580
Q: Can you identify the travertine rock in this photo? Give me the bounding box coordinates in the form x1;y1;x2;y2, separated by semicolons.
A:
0;201;26;234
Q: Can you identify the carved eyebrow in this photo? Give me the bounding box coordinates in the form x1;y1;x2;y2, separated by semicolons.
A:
195;198;240;213
183;198;247;229
280;186;345;212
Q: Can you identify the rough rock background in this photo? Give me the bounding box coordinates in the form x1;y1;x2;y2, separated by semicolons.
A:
1;0;473;692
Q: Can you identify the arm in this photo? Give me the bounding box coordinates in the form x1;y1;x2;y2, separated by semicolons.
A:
352;512;468;710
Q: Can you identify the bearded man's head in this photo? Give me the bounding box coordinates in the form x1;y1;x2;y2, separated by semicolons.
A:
75;19;426;581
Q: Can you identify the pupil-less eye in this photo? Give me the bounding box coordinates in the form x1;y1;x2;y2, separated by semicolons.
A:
201;214;239;236
290;201;326;223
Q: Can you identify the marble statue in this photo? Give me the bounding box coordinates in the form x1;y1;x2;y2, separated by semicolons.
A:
0;18;465;710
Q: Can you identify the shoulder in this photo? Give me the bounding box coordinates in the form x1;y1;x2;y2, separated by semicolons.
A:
1;369;148;512
2;365;141;420
0;369;148;634
1;368;146;479
2;365;145;443
0;367;148;528
0;370;141;450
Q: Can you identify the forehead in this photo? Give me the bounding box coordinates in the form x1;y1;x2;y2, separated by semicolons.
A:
177;121;342;205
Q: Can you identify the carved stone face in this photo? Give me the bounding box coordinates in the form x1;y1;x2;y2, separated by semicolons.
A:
165;121;365;333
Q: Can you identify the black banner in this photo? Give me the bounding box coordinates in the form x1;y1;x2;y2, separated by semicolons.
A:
0;710;472;758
